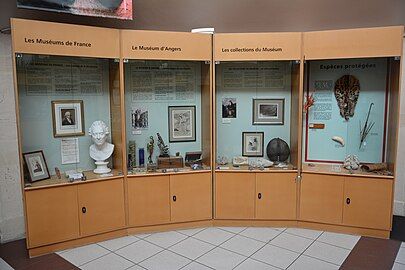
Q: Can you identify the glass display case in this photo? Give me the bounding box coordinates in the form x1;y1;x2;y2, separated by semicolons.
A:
303;57;400;176
16;54;123;187
215;60;300;171
124;60;212;175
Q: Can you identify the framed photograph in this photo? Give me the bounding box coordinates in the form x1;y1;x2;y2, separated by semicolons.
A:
131;107;149;129
52;100;84;137
253;98;284;125
23;150;50;182
222;97;237;118
168;106;196;143
242;132;264;157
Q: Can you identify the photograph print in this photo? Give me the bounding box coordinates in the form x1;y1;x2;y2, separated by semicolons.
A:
131;106;149;129
242;132;264;157
168;106;196;142
253;98;284;125
52;100;84;137
23;150;50;182
222;97;237;118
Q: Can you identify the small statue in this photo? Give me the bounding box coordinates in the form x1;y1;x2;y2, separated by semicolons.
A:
147;136;155;164
157;133;169;157
89;121;115;174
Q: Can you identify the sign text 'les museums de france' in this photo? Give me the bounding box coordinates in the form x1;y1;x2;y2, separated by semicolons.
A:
24;37;92;47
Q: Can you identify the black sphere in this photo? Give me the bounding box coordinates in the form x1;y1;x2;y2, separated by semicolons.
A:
266;138;290;162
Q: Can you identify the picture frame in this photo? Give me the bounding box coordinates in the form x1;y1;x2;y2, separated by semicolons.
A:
242;132;264;157
252;98;284;125
168;106;196;143
52;100;84;137
23;150;50;182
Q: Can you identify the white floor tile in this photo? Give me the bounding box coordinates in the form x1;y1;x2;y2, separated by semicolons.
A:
251;244;300;269
80;253;134;270
217;227;247;234
273;227;287;231
393;262;405;270
181;262;213;270
133;233;152;239
145;231;188;248
396;248;405;264
317;232;360;250
287;255;339;270
139;250;191;270
239;227;281;243
59;244;110;267
234;258;279;270
193;227;234;245
285;228;322;240
270;232;313;253
126;266;147;270
115;240;163;263
98;236;139;251
304;241;350;265
196;247;246;270
169;237;215;260
220;235;265;257
402;242;405;248
0;258;13;270
176;227;206;236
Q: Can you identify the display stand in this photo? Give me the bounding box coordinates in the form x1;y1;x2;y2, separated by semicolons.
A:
299;26;404;237
213;33;303;223
11;18;126;256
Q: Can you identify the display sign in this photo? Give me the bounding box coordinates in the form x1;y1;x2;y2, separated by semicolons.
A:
16;0;133;20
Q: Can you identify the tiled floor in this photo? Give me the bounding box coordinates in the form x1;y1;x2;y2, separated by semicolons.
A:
57;227;362;270
394;243;405;269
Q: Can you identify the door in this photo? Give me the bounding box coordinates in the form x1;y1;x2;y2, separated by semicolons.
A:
170;172;212;222
128;175;171;226
256;173;297;220
25;185;79;248
215;172;255;219
78;179;126;236
299;173;344;224
343;177;393;230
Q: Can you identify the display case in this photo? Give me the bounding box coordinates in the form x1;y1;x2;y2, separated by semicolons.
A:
213;33;302;221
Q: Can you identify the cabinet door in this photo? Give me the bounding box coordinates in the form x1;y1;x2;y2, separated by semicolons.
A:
78;179;126;236
170;172;212;222
299;173;344;224
128;175;171;226
343;177;392;230
25;186;79;248
215;172;255;219
256;173;297;220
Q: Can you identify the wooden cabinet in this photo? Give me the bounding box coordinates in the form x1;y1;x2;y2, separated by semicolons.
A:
215;172;256;219
256;173;297;220
128;175;171;226
78;179;126;236
25;186;80;248
343;177;393;230
170;173;212;222
299;174;344;224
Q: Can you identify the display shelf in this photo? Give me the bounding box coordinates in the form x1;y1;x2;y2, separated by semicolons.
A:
24;169;124;190
215;163;296;173
127;167;211;177
302;163;394;179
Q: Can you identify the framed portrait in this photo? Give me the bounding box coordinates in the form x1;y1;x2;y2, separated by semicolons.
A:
168;106;196;143
23;150;50;182
242;132;264;157
222;97;237;118
52;100;84;137
253;98;284;125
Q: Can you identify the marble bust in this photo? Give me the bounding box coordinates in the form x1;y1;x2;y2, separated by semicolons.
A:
89;120;114;174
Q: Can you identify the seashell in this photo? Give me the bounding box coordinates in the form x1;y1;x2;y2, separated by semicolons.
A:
343;155;360;170
332;136;345;146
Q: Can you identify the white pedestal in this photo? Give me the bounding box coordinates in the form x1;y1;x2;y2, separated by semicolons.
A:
94;161;111;174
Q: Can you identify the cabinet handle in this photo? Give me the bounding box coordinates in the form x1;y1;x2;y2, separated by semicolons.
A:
258;193;262;199
173;195;176;202
346;198;351;205
82;207;87;213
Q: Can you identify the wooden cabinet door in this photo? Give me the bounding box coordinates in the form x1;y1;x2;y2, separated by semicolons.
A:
256;173;297;220
215;172;255;219
128;175;171;226
78;179;126;236
343;177;393;230
299;173;344;224
170;172;212;222
25;186;79;248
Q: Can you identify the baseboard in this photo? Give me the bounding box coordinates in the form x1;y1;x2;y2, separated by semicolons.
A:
394;200;405;216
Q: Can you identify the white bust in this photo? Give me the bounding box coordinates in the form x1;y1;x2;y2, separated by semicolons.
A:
89;121;114;173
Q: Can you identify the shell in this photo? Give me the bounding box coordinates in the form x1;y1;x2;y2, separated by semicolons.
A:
343;155;360;170
332;136;345;146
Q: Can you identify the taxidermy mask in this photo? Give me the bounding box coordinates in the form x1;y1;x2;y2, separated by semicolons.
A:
334;75;360;120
